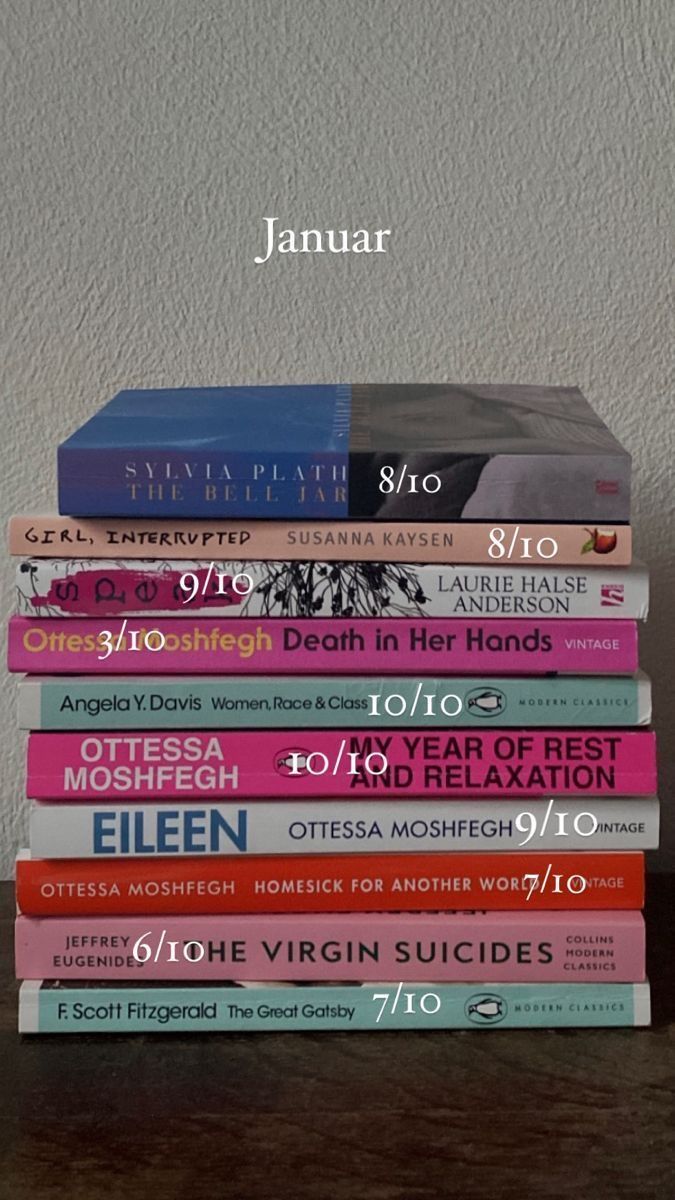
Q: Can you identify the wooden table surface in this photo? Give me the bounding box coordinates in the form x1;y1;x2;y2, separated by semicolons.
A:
2;878;674;1200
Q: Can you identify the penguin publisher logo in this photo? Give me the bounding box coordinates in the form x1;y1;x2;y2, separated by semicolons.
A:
465;687;507;718
276;749;309;777
465;994;508;1025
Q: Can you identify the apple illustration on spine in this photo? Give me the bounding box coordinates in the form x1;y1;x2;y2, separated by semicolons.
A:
582;528;618;555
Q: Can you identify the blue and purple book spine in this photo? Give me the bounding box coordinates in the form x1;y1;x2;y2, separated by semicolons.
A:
58;386;351;519
56;384;631;520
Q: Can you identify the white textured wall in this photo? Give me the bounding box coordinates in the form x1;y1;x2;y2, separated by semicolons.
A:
1;0;673;875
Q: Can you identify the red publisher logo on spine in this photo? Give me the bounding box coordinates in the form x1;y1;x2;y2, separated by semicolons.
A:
601;584;625;607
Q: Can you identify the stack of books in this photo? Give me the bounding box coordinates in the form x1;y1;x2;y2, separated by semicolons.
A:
9;384;656;1033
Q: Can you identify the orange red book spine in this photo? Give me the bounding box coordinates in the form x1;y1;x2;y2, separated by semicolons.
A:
16;851;644;916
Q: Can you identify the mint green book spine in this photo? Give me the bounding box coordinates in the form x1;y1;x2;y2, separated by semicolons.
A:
18;673;651;730
20;981;650;1033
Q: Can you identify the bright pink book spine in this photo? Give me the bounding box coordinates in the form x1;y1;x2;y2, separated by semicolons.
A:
26;730;658;799
7;616;639;675
14;911;646;982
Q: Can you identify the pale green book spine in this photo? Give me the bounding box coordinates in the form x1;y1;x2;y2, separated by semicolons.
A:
19;673;651;730
20;981;650;1033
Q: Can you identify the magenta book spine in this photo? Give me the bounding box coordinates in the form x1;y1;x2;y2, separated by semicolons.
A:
14;911;646;982
26;729;658;799
7;616;639;675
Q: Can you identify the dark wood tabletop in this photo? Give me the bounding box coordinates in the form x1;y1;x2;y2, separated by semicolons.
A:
2;877;674;1200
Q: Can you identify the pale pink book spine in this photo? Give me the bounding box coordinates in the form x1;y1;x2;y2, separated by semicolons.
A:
26;730;658;799
14;911;646;982
8;516;632;565
7;616;639;675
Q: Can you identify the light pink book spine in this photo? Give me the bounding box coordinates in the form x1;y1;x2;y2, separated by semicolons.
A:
8;516;632;565
26;730;658;799
14;911;646;982
7;616;639;675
